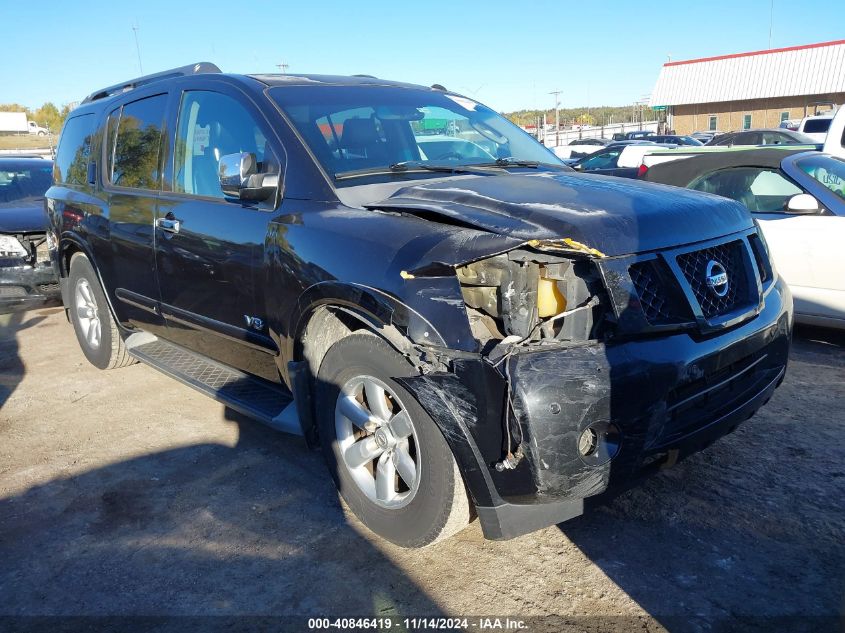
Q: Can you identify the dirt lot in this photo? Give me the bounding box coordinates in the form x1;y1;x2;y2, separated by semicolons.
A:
0;135;54;151
1;307;843;632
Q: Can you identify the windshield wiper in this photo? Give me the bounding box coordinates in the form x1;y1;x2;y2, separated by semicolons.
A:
493;157;540;167
469;158;570;170
335;161;503;181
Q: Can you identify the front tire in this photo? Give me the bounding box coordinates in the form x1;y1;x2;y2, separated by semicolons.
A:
316;332;471;547
68;254;134;370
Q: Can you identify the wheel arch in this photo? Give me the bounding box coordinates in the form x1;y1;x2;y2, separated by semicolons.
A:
61;235;122;328
285;282;446;447
286;284;497;513
287;281;446;374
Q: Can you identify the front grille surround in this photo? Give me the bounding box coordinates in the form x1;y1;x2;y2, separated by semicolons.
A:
610;230;765;334
675;239;755;320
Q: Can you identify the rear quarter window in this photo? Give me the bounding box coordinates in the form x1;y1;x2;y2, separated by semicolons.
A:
54;114;95;186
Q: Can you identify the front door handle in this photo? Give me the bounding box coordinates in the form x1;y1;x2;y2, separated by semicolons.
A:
156;217;181;233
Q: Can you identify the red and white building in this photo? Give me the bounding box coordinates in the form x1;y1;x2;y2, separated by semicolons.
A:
650;39;845;134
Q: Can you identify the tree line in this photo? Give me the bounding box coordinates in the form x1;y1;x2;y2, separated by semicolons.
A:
0;102;74;134
505;105;657;128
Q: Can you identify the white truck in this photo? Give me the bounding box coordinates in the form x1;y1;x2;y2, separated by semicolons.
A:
0;112;49;136
822;106;845;158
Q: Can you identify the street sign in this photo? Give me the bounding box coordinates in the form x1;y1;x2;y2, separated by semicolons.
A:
651;105;667;111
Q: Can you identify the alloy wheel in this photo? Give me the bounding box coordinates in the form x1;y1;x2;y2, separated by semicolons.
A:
74;278;101;350
335;375;420;508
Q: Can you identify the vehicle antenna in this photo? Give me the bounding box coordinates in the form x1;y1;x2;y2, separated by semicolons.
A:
131;22;143;74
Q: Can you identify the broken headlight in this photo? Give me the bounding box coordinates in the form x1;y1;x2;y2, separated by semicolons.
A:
457;250;610;343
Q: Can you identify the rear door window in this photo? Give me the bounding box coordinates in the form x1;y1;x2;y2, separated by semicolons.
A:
54;114;95;186
762;132;787;145
110;94;167;190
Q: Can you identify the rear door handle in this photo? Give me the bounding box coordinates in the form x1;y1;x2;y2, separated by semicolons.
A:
156;217;181;233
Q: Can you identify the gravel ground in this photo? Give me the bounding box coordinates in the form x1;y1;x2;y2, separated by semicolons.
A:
0;307;843;632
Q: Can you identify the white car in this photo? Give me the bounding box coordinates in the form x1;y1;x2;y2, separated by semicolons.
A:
551;138;609;160
822;105;845;159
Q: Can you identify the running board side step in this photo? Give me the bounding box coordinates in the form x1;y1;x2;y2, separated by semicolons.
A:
125;333;301;435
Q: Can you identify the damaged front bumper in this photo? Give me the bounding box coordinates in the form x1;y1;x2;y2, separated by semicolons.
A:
399;277;792;540
0;261;61;314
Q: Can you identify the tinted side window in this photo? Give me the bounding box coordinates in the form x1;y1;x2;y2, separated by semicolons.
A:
803;118;831;134
55;114;95;186
173;91;278;199
580;149;620;170
111;94;167;190
733;132;758;145
796;154;845;202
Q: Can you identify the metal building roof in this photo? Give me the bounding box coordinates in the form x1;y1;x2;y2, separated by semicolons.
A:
650;40;845;106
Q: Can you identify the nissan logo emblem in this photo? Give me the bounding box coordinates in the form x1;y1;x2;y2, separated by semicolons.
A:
705;260;729;297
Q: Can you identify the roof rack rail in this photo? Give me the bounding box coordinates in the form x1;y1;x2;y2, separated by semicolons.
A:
352;74;378;78
81;62;222;104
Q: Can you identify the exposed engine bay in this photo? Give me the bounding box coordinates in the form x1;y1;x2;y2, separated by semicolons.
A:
456;249;609;345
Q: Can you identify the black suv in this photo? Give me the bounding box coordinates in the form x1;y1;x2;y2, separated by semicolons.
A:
47;63;793;547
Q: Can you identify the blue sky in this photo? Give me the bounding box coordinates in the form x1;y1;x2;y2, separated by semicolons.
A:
2;0;841;113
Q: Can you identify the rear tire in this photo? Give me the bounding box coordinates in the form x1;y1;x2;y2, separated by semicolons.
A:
68;254;134;370
316;332;471;548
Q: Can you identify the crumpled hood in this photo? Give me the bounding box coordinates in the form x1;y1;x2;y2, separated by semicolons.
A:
0;198;48;233
368;172;753;256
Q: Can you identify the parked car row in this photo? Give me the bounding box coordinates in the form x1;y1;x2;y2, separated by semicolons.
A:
706;128;815;146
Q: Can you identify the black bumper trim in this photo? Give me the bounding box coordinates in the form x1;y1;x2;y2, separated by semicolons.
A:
476;498;584;540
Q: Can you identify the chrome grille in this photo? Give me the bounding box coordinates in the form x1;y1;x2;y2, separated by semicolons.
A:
676;240;751;319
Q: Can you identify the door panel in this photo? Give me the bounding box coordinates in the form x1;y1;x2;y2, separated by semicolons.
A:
154;88;281;381
756;214;845;319
155;193;275;379
103;93;169;334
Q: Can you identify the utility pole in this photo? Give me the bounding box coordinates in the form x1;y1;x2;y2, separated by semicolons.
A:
131;22;143;74
768;0;774;48
549;90;562;147
276;62;289;74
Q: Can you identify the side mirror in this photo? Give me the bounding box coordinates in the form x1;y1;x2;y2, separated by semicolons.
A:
218;152;277;202
785;193;820;214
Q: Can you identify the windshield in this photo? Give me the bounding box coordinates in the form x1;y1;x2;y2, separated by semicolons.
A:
0;161;53;205
270;85;562;182
796;154;845;202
